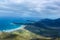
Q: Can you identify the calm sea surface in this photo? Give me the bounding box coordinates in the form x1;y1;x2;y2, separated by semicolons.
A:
0;17;25;31
0;17;38;31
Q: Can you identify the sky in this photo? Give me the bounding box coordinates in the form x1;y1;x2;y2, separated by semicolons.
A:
0;0;60;19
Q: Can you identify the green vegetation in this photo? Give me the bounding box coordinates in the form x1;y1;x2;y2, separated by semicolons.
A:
0;28;59;40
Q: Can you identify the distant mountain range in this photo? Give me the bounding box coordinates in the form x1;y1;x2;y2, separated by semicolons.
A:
41;19;60;27
34;18;60;29
33;18;60;37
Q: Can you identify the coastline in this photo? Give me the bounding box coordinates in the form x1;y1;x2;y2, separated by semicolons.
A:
0;25;26;32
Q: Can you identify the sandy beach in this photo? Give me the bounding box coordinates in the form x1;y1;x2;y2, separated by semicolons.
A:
0;25;26;32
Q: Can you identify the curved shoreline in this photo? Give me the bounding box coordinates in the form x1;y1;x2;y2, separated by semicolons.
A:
0;25;26;32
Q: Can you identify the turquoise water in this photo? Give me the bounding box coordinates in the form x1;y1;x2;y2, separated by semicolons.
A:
0;17;23;31
0;17;38;31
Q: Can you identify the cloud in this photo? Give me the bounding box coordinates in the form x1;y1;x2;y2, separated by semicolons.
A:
9;0;24;4
0;0;60;19
24;0;60;19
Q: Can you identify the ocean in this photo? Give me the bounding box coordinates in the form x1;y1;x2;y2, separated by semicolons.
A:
0;17;24;32
0;17;39;32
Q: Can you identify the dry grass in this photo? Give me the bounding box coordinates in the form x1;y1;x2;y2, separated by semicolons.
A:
0;28;59;40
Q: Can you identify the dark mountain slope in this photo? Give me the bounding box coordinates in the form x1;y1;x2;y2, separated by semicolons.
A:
25;18;60;37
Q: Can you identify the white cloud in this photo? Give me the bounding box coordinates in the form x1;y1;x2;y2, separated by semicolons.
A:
8;0;24;4
24;0;60;19
0;0;60;19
